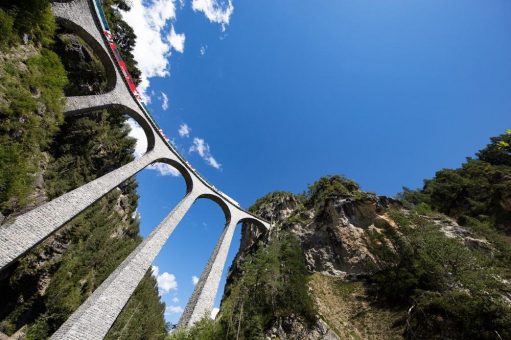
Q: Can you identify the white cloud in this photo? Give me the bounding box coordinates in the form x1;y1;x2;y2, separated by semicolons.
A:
192;275;199;285
121;0;177;101
126;119;181;176
160;92;169;110
168;25;185;53
200;45;207;55
172;296;179;303
192;0;234;31
166;305;184;314
127;118;148;158
149;162;181;176
152;265;178;295
211;307;220;319
152;265;160;277
178;123;191;137
157;272;178;295
190;137;207;157
205;156;221;169
189;137;222;169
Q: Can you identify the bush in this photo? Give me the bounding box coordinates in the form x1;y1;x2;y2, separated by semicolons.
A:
166;317;223;340
398;131;511;233
0;0;56;46
0;9;15;48
0;48;67;214
219;232;316;339
369;210;511;338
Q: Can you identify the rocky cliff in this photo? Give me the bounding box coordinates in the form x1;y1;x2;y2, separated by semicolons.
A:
227;173;511;339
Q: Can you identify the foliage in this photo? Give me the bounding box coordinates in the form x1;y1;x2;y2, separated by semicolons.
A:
304;175;374;220
369;209;511;339
44;109;136;198
0;8;15;48
53;32;109;96
399;131;511;233
166;317;224;340
0;47;67;214
165;232;316;340
0;0;56;47
0;109;165;338
105;272;168;340
477;129;511;166
0;3;165;338
102;0;142;85
248;191;297;213
219;231;316;339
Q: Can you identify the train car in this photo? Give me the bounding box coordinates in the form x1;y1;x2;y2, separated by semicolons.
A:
92;0;203;177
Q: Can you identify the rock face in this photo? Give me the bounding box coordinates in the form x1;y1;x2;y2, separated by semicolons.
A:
241;193;402;279
265;317;339;340
233;189;494;339
241;192;489;279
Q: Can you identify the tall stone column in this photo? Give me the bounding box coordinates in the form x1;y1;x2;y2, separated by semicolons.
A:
50;191;200;340
0;150;162;271
178;214;239;328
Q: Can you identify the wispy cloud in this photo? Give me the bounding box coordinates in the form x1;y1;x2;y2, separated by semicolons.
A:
178;123;191;137
160;92;169;110
152;265;178;295
189;137;222;169
200;45;207;56
127;119;181;176
168;25;185;53
166;305;184;314
192;275;199;285
172;296;179;303
121;0;177;101
150;162;181;176
192;0;234;31
127;118;147;158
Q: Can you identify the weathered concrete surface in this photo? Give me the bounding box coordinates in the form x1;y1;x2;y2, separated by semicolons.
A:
50;191;200;340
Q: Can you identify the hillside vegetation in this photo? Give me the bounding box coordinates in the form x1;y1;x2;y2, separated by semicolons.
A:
173;132;511;339
0;1;166;338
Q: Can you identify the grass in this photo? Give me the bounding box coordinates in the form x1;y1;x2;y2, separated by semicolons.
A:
309;273;406;340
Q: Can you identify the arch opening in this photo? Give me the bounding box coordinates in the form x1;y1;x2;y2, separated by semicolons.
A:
148;198;230;326
52;24;112;96
196;194;232;224
54;17;117;94
68;105;156;152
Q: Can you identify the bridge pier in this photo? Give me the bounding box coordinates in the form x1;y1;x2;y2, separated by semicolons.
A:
178;214;241;328
50;191;201;340
0;147;169;271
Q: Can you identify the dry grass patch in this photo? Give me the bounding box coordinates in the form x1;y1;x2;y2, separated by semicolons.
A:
309;273;405;340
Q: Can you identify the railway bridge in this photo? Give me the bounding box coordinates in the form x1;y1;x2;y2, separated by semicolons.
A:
0;0;270;338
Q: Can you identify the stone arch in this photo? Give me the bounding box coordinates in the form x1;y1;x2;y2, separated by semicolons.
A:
65;102;157;153
196;193;232;225
238;216;269;231
154;157;195;195
54;16;117;93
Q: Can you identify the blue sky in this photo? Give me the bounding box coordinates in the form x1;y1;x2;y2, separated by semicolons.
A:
122;0;511;324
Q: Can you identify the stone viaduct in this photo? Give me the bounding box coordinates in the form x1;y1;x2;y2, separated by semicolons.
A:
0;0;270;338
